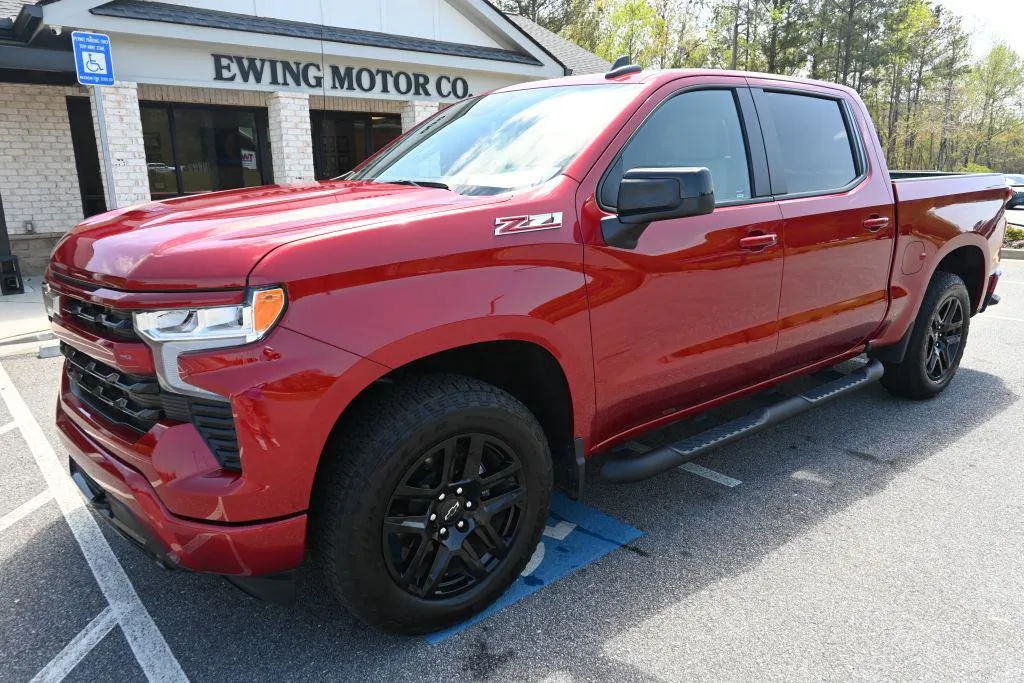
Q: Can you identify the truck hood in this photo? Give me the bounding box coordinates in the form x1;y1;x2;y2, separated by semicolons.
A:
49;181;506;291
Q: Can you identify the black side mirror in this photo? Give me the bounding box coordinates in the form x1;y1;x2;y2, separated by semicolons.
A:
602;167;715;249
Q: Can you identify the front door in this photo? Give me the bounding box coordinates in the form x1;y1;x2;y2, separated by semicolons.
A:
747;84;896;374
581;81;785;445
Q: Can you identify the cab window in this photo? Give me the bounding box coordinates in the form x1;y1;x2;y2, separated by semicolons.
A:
601;89;753;208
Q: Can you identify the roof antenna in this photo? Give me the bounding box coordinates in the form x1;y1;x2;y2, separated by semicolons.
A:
606;55;642;79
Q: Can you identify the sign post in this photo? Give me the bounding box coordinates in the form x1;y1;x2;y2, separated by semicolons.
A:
71;31;117;210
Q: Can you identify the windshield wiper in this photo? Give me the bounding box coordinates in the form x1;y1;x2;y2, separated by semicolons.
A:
376;179;451;191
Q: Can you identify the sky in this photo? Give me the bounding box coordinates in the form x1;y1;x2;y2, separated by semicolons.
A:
937;0;1024;57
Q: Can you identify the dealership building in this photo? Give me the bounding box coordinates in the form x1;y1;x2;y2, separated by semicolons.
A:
0;0;608;274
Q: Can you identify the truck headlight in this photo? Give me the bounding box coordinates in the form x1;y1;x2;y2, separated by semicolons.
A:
133;286;286;399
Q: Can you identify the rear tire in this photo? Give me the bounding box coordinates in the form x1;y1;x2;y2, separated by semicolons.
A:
880;271;970;400
311;374;552;634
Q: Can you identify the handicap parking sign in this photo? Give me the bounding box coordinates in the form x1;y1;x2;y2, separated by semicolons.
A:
72;31;115;86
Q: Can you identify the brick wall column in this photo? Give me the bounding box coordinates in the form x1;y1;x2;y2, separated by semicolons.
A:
268;92;315;184
90;82;150;208
401;100;439;133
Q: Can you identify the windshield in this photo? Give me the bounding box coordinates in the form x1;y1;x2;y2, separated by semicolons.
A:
1006;174;1024;185
350;84;641;196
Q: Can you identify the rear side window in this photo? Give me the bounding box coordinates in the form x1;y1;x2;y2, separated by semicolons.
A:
601;89;752;208
762;92;858;194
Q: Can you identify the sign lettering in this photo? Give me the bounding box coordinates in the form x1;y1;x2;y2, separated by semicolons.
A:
212;54;471;100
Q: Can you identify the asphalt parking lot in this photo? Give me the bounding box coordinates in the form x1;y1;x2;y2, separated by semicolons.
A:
2;260;1024;682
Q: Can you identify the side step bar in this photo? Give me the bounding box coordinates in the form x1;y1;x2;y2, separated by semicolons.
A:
601;358;885;484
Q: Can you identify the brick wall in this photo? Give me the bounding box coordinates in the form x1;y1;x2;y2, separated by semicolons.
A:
401;101;440;132
136;84;269;107
310;95;405;114
268;92;315;184
0;84;85;237
0;1;28;19
10;234;62;277
90;82;150;208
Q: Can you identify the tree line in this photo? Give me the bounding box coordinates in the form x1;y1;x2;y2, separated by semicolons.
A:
498;0;1024;174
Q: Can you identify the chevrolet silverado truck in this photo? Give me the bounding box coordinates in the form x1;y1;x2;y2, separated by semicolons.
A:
44;64;1010;634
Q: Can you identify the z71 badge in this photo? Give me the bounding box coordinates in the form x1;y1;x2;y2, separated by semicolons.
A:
494;212;563;236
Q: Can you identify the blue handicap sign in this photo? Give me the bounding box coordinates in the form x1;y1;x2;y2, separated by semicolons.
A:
72;31;115;87
425;493;643;645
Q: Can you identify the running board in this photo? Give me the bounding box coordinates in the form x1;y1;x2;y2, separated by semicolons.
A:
600;358;884;483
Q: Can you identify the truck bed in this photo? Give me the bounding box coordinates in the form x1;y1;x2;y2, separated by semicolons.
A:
889;170;978;181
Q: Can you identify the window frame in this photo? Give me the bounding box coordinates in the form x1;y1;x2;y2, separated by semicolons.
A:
596;85;772;214
749;86;869;200
139;101;273;199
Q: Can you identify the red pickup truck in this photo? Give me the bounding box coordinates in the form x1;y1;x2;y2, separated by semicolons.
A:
44;65;1009;633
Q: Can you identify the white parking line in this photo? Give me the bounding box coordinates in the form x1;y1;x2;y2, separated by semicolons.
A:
0;490;53;534
30;606;118;683
982;314;1024;323
0;421;17;435
0;362;187;683
678;462;743;488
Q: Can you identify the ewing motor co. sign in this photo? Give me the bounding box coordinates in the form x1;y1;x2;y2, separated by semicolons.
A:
212;54;472;100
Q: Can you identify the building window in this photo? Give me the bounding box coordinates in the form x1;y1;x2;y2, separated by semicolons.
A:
140;103;272;199
311;111;402;180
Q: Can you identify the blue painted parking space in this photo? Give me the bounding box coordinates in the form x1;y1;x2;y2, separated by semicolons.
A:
425;493;643;645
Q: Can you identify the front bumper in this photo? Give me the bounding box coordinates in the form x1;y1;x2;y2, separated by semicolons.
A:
58;401;307;577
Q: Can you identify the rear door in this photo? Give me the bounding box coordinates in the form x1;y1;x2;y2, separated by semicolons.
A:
748;82;896;374
578;77;785;446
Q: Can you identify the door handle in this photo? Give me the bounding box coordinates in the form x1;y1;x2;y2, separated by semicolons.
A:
863;216;890;232
739;233;778;249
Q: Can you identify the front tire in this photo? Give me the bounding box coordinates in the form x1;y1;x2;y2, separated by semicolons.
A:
311;374;552;634
880;271;971;400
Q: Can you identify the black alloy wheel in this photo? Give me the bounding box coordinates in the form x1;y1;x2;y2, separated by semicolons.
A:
382;433;526;599
879;270;970;400
925;295;965;383
311;374;551;633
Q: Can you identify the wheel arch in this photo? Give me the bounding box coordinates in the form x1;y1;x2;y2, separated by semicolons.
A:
872;238;987;364
933;243;987;314
312;322;591;505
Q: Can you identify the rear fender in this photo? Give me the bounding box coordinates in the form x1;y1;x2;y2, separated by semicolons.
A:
873;231;992;349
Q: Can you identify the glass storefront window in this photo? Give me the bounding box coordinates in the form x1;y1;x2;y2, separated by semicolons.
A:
174;108;265;194
371;116;402;155
141;106;178;200
311;112;402;180
140;103;271;199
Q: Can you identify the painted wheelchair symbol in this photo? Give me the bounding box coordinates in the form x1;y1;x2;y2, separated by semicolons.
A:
83;52;107;75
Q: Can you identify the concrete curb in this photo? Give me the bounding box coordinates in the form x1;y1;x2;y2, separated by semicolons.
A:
1001;248;1024;261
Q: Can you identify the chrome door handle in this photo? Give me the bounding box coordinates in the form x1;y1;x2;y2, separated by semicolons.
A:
863;216;890;232
739;233;778;249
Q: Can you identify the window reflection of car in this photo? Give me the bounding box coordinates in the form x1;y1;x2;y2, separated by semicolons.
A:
147;162;176;174
1005;174;1024;211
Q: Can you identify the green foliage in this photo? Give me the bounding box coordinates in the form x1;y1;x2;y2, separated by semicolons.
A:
1005;226;1024;243
537;0;1024;174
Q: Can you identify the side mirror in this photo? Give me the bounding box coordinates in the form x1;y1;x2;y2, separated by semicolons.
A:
602;167;715;249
